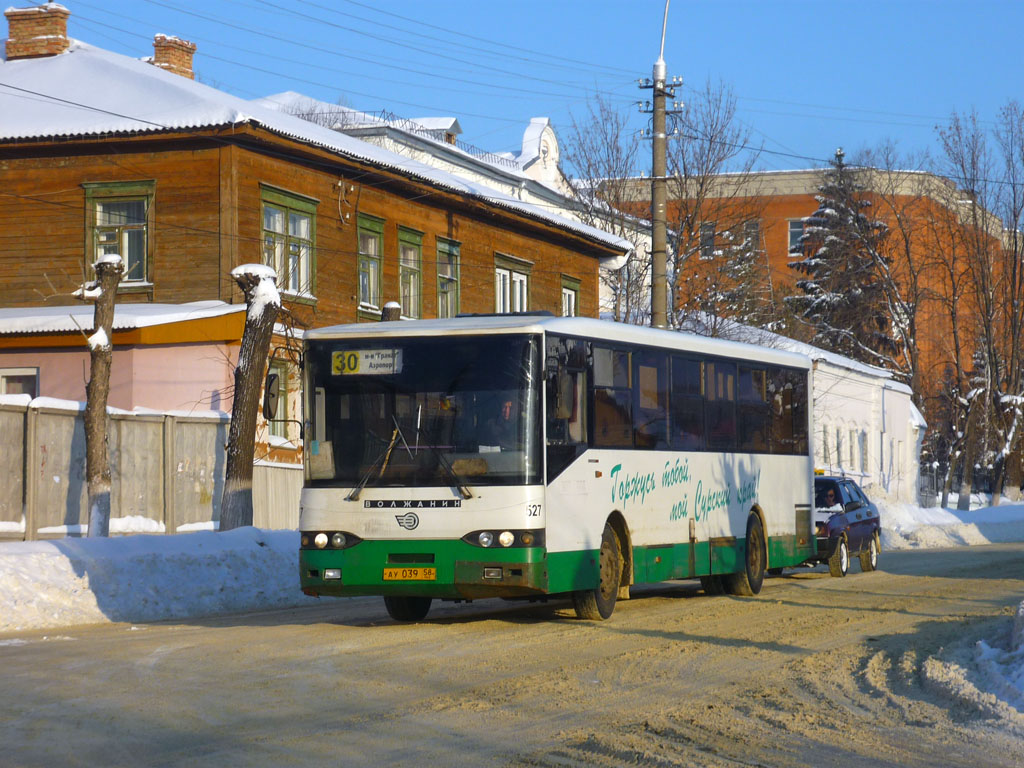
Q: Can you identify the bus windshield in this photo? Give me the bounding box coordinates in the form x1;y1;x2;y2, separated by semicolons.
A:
305;333;542;488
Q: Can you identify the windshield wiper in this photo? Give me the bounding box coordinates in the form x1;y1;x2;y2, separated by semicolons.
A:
345;427;400;502
414;406;473;500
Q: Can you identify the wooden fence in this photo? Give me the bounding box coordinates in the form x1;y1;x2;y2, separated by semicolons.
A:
0;398;301;539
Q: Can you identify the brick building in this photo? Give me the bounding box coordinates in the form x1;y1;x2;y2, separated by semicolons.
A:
0;4;632;462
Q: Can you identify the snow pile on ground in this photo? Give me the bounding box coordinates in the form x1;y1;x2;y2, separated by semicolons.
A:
0;496;1022;637
0;527;317;634
881;499;1024;550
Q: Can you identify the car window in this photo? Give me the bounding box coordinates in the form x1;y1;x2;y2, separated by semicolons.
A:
815;481;841;508
841;481;862;505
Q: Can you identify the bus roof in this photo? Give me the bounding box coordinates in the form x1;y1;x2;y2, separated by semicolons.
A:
304;315;812;370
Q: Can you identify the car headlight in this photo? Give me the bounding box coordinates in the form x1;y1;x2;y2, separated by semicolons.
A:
314;532;328;549
498;531;515;547
331;532;346;548
478;531;494;547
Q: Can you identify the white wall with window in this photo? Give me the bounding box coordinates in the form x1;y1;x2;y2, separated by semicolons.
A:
810;358;924;502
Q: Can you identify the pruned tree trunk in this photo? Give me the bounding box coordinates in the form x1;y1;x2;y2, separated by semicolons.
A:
84;256;124;538
220;265;280;531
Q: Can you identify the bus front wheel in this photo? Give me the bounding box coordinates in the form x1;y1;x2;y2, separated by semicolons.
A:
383;595;432;622
724;515;766;596
572;523;622;620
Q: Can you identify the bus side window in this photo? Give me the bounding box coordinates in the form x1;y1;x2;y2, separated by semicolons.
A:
705;360;736;450
768;367;794;454
737;367;768;452
634;349;668;449
669;356;704;450
593;345;632;448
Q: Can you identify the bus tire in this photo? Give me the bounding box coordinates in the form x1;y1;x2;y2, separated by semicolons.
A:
724;515;766;597
859;533;879;572
572;522;622;620
828;537;849;578
383;595;432;622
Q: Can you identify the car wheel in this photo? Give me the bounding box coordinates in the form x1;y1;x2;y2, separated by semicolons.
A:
828;537;849;578
572;522;622;620
383;595;432;622
860;533;879;572
724;515;766;596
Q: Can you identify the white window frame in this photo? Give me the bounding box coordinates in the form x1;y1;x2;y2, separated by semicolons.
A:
788;219;806;256
0;367;38;397
494;254;530;313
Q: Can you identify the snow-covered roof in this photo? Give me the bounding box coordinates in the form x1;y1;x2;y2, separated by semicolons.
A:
408;116;461;134
0;300;244;335
518;117;550;166
0;42;631;255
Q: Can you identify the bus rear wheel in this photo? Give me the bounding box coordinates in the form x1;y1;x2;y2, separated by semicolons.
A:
724;515;766;596
572;523;622;620
383;595;432;622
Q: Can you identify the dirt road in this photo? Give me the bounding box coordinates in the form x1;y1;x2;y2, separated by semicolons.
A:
2;544;1023;767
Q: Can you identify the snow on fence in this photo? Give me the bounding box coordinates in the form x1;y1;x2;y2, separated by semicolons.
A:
0;396;301;539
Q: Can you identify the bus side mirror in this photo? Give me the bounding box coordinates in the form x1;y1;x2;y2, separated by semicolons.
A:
262;372;280;420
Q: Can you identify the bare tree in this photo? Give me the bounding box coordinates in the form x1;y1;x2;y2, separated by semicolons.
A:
663;79;773;330
937;108;1017;506
563;94;650;323
220;264;281;531
78;254;124;538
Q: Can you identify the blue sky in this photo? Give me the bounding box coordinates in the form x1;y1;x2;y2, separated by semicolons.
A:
49;0;1023;173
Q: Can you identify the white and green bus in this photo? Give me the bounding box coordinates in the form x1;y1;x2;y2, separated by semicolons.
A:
297;315;813;621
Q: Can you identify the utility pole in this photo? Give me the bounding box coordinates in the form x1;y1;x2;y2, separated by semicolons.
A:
640;0;681;329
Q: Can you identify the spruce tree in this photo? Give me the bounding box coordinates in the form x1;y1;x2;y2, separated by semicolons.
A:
787;149;892;362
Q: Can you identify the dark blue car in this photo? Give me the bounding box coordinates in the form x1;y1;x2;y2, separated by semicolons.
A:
807;476;881;576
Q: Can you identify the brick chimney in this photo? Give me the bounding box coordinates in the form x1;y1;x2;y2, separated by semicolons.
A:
5;3;71;60
151;34;196;80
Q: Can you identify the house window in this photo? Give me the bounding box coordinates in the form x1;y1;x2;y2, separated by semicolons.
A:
398;228;422;318
699;222;715;260
262;186;316;297
561;275;580;317
495;254;531;313
436;238;460;319
788;219;805;256
267;361;288;439
0;367;38;398
744;219;762;252
83;181;155;285
358;214;384;309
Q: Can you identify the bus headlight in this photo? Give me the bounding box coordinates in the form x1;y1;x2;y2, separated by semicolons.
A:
498;531;515;547
331;532;346;548
478;531;494;547
314;533;329;549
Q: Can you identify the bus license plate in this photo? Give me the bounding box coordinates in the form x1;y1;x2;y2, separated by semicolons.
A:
382;567;436;581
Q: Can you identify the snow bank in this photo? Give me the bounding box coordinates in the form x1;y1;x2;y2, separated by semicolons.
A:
0;528;317;634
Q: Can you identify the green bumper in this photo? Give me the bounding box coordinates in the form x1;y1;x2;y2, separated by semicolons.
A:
300;539;552;599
